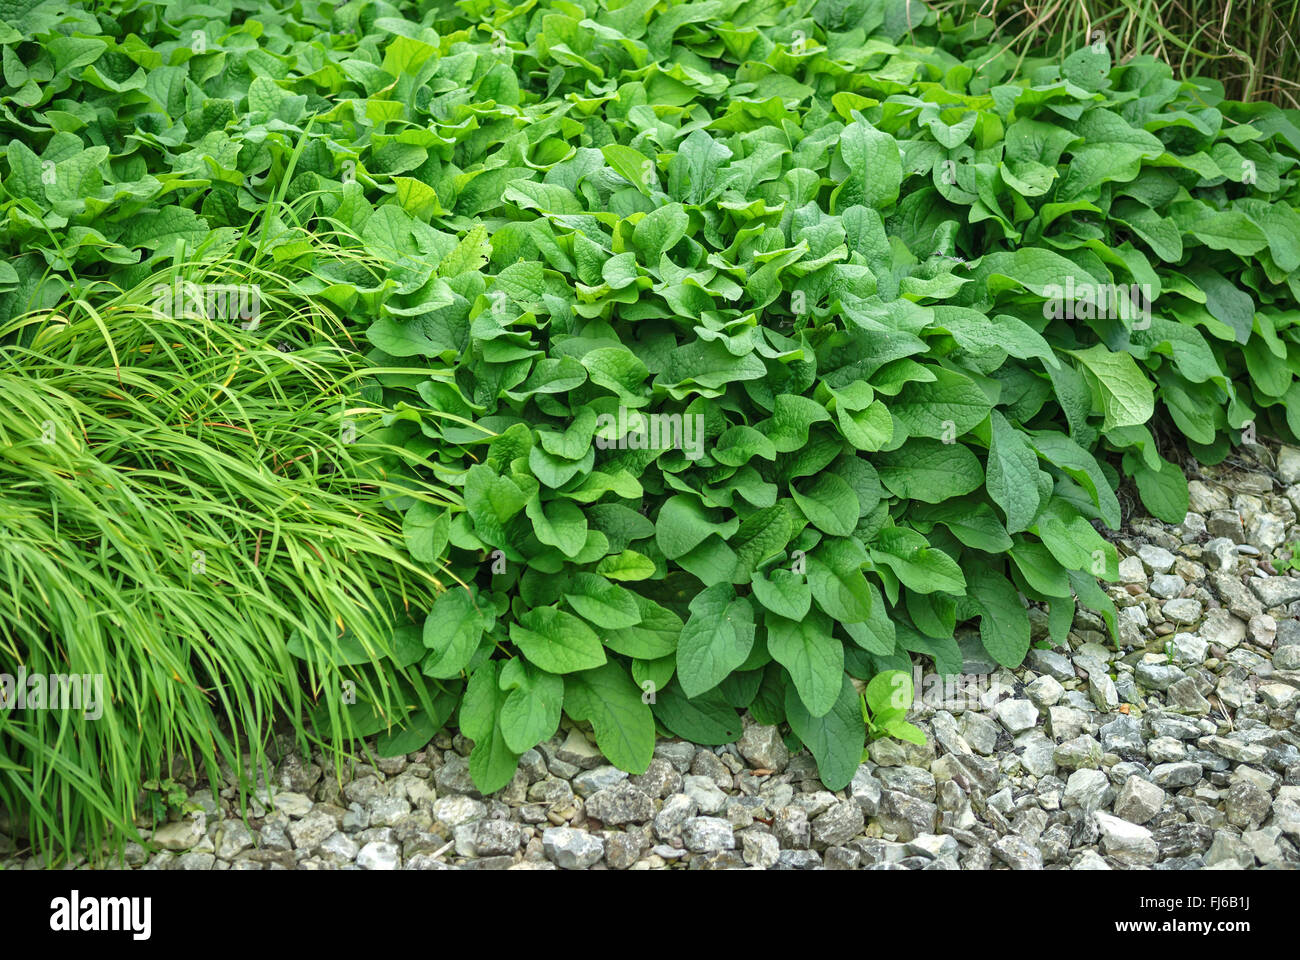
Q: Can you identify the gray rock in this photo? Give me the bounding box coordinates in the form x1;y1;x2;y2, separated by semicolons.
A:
1200;736;1269;764
1211;572;1264;620
811;801;865;850
995;699;1039;734
1161;598;1203;624
776;849;823;870
1171;633;1209;665
1242;827;1289;865
1089;673;1120;712
584;782;654;825
1070;850;1112;870
433;754;479;797
1019;732;1059;777
1138;544;1178;573
215;820;254;860
1278;618;1300;646
773;806;811;849
906;833;959;860
367;796;411;828
737;719;790;773
1135;661;1187;691
1147;737;1186;764
961;711;1002;754
153;815;205;852
824;846;862;870
1203;537;1238;572
1028;649;1076;683
1152;762;1203;788
1250;576;1300;607
1044;705;1089;742
1063;769;1110;814
653;794;698;840
542;827;604;869
1054;735;1103;771
1150;573;1185;598
1277;445;1300;484
1201;608;1248;649
629;758;682;799
1114;776;1164;825
1118;555;1147;583
1100;715;1145;758
1207;510;1245;543
603;831;643;870
474;819;522;856
356;841;400;870
1095;812;1159;865
1166;677;1212;715
556;729;604;770
1272;646;1300;670
991;835;1043;870
1225;782;1272;828
1259;684;1300;711
876;790;938;842
174;851;215;871
572;765;628;798
1152;822;1215;858
286;811;337;851
877;765;936;802
654;742;696;773
1025;675;1064;709
431;795;486;828
1205;831;1255;868
682;775;727;815
269;791;314;818
741;831;780;869
850;765;883;815
682;817;736;853
319;831;360;862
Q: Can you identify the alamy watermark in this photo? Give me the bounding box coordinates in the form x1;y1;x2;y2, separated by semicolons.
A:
0;669;104;720
151;278;262;330
1042;277;1153;329
912;666;1013;713
50;890;150;940
594;407;706;460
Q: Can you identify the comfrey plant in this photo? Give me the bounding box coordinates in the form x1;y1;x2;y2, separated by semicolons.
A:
1;0;1298;807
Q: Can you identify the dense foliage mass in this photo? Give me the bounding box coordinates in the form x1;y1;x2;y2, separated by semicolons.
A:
2;0;1299;827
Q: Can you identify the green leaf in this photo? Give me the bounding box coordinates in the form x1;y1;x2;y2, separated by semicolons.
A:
986;411;1042;533
875;439;984;503
892;367;993;439
651;682;742;744
790;472;860;536
564;662;655;774
766;609;844;717
498;657;564;754
869;527;966;595
807;537;874;623
751;568;812;620
462;660;521;794
675;584;756;697
968;567;1030;668
423;587;490;679
1068;344;1155;430
831;114;902;211
509;607;607;674
633;202;689;259
655;495;739;560
784;672;865;790
564;572;644;629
